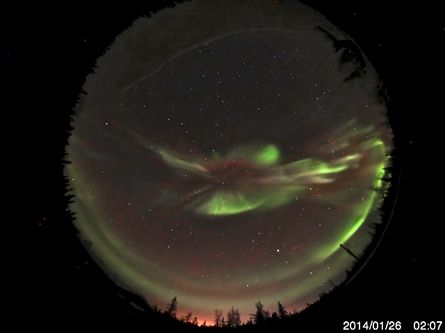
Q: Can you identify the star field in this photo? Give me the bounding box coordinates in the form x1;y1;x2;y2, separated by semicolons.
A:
67;0;392;324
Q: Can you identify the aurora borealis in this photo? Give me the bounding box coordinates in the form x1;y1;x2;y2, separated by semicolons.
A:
66;0;392;324
130;129;384;218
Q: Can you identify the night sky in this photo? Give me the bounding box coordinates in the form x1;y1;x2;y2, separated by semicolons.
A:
67;0;392;323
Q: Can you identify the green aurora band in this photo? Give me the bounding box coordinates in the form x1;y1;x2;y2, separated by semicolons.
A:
151;141;377;218
67;125;389;321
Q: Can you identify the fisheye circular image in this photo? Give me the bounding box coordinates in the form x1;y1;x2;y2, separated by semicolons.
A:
66;0;392;324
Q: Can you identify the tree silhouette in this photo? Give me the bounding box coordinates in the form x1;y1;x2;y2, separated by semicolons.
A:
180;310;199;326
214;309;224;327
271;312;278;321
226;307;241;327
165;296;177;318
182;311;193;323
277;301;287;319
254;301;269;324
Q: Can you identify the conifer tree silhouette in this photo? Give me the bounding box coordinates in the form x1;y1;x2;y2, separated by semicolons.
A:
165;296;177;318
278;301;287;319
226;307;241;327
214;309;224;327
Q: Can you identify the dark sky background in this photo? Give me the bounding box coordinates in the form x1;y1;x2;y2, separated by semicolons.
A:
8;0;443;331
67;0;392;322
